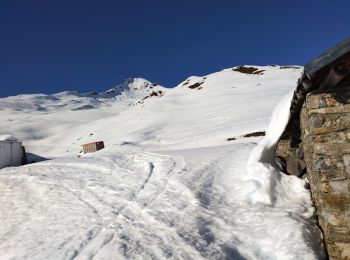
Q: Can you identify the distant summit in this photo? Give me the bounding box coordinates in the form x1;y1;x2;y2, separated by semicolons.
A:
103;78;166;102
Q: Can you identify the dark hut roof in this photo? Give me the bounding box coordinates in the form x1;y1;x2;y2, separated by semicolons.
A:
305;36;350;78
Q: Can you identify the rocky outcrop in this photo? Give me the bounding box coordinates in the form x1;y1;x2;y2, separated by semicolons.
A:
300;87;350;259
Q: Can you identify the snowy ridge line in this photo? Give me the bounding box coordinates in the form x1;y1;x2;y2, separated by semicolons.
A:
0;77;167;113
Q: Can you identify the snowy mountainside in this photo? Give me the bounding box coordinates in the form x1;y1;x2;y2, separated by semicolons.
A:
1;65;302;157
0;65;326;259
0;78;166;154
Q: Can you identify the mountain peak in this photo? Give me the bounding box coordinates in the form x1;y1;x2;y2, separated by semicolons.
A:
105;77;159;95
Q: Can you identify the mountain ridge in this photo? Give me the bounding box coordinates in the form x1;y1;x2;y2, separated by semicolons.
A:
0;65;303;157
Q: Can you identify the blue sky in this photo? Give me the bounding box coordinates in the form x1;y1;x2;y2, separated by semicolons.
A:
1;0;349;97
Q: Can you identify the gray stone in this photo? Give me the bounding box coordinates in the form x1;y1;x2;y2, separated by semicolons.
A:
309;115;324;128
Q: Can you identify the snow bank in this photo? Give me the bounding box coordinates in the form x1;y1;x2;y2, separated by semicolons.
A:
0;135;18;142
245;91;312;206
242;92;326;259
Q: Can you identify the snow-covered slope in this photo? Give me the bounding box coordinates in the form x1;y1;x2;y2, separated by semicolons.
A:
1;66;303;158
0;66;326;259
0;78;165;112
0;78;166;156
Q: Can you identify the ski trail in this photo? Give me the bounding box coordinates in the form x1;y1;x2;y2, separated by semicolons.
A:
0;145;325;259
74;152;187;259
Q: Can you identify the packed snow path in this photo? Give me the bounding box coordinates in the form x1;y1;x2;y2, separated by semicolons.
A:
0;144;324;259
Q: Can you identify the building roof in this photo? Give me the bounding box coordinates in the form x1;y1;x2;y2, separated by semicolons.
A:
304;36;350;77
81;141;103;146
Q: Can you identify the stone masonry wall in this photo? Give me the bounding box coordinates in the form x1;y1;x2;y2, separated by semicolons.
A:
301;87;350;259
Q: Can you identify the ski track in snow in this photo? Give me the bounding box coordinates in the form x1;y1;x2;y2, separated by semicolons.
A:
0;145;325;259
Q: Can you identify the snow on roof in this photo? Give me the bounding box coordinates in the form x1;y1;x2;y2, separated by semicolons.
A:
0;135;18;142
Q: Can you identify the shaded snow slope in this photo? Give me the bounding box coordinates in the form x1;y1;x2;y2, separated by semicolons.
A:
0;65;326;259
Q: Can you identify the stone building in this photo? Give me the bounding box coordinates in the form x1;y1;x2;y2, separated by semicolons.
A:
276;36;350;259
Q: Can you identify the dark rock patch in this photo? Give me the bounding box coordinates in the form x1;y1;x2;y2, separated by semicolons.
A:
242;131;266;137
187;81;204;90
138;90;164;104
227;131;265;142
232;66;265;75
280;66;300;69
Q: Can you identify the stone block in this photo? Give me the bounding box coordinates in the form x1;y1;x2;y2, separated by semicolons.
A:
311;114;350;134
313;143;350;156
320;194;350;212
327;242;350;259
329;180;350;194
313;132;348;144
322;211;349;226
307;95;324;109
319;169;347;182
326;97;339;107
327;224;350;243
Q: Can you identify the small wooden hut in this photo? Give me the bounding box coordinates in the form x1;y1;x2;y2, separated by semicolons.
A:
81;141;104;154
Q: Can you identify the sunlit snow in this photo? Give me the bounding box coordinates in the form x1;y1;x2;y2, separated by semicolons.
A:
0;66;326;259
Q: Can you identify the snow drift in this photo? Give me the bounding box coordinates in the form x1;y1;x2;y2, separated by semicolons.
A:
0;135;18;142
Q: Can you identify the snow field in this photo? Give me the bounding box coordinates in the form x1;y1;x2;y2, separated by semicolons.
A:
0;66;326;259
